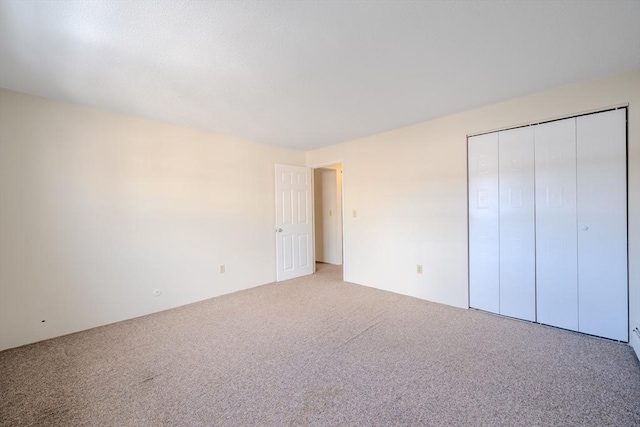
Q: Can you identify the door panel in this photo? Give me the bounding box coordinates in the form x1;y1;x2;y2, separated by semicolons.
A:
498;127;535;321
535;118;579;331
276;164;313;281
469;133;500;314
577;109;627;341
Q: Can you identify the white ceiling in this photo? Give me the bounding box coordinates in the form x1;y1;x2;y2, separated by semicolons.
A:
1;1;639;150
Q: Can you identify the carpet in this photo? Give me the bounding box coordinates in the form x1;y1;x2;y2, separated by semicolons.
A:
1;263;639;426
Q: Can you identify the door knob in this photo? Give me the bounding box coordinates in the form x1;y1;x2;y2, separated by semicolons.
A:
276;228;283;232
582;226;589;231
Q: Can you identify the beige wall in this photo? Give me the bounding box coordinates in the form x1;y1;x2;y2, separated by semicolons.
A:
0;89;305;350
306;70;640;358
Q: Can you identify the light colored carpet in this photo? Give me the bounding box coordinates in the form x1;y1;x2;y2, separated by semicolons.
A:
1;263;639;426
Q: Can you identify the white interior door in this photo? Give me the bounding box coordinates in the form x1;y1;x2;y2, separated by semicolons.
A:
498;127;535;321
577;109;628;341
535;117;579;332
275;164;314;281
469;133;500;314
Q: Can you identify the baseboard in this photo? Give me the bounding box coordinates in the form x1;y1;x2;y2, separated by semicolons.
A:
631;326;640;362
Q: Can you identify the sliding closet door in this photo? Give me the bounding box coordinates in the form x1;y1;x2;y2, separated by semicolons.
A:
577;109;627;341
498;127;535;321
535;118;578;331
469;133;499;314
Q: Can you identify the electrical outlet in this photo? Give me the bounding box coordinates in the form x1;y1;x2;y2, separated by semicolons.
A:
353;209;357;218
417;264;423;274
219;264;225;274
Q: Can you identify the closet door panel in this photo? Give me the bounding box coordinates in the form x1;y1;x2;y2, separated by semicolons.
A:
498;127;535;321
577;109;627;341
535;118;579;331
469;133;500;314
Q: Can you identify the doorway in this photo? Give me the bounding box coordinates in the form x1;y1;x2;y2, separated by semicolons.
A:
313;163;343;271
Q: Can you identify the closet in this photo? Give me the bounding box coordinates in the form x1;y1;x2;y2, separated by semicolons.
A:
468;109;628;341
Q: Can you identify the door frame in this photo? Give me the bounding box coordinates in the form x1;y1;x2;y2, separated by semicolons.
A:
310;160;345;275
